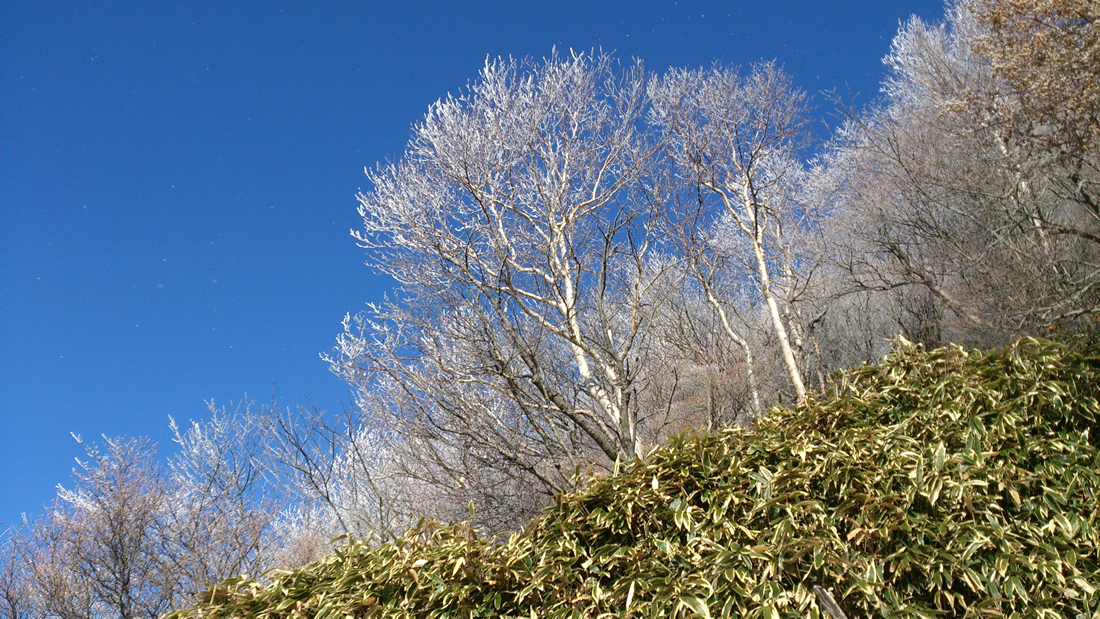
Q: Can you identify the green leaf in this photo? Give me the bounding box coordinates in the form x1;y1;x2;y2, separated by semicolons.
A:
678;594;712;618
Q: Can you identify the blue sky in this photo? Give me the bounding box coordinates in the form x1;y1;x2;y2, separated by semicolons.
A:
1;0;945;527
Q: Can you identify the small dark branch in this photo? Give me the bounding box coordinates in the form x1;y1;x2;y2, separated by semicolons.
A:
813;586;849;619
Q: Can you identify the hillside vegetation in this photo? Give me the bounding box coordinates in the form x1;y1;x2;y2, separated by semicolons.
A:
170;337;1100;618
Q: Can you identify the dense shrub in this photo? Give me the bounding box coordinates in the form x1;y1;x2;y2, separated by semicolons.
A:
168;337;1100;618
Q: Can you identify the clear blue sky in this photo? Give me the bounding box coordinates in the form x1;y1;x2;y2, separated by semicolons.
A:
1;0;945;527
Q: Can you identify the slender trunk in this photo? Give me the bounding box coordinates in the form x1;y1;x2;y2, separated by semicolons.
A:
553;228;635;458
777;231;805;355
707;179;807;402
808;308;829;395
754;238;808;401
488;291;622;462
701;283;764;417
740;187;807;401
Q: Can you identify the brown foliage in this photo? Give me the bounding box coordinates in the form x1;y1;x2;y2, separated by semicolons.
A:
970;0;1100;152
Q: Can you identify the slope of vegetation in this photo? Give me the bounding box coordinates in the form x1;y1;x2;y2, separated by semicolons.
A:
169;337;1100;618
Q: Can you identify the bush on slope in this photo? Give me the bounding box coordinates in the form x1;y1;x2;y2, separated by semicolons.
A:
169;338;1100;618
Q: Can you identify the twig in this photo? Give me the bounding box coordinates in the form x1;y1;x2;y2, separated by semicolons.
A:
813;586;849;619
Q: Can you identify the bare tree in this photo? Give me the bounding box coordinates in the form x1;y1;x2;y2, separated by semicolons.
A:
9;422;283;618
0;527;31;619
650;62;819;403
161;402;279;591
259;397;429;550
646;269;773;427
821;3;1100;344
24;517;95;619
325;51;678;528
33;436;176;619
969;0;1100;325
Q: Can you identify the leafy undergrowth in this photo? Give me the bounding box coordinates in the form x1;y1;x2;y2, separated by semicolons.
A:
168;338;1100;618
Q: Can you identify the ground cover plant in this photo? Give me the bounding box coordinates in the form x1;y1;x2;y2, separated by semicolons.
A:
167;337;1100;618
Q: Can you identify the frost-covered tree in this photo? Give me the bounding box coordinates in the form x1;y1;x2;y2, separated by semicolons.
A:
325;51;677;528
33;436;175;619
7;411;282;617
162;402;278;592
821;2;1100;344
651;62;822;403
